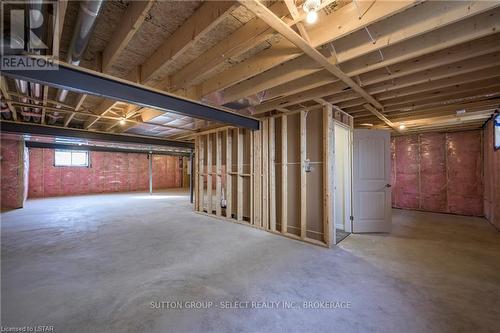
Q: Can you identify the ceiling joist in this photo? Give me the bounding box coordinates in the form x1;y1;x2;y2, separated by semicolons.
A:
239;0;383;111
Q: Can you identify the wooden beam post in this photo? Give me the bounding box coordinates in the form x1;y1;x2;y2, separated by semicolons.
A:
206;134;213;214
300;110;307;239
269;117;276;231
198;136;205;212
237;129;244;221
216;131;222;216
323;104;335;246
281;115;288;234
226;128;233;218
262;118;269;230
194;137;199;211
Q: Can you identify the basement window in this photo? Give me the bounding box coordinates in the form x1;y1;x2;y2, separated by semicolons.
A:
54;150;89;167
495;114;500;150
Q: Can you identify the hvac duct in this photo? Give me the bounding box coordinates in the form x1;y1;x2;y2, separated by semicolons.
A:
54;0;104;122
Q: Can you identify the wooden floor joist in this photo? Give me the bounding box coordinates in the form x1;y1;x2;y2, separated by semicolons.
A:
239;0;383;111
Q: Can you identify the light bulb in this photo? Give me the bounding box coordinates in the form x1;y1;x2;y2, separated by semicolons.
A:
119;118;126;125
399;123;406;130
306;10;318;24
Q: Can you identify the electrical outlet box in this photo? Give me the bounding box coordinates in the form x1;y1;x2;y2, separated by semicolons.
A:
304;159;312;172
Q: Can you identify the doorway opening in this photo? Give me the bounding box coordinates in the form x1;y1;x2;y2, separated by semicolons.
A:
334;122;352;244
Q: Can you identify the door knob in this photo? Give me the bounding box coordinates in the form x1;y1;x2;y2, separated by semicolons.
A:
385;184;392;188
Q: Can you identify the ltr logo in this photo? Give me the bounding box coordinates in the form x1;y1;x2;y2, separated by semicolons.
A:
1;1;57;70
1;1;56;55
10;8;48;50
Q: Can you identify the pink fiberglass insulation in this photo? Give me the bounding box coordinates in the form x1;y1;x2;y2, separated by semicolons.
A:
446;131;483;216
394;135;420;209
152;155;183;189
391;129;484;217
1;134;27;210
28;148;183;198
419;133;447;212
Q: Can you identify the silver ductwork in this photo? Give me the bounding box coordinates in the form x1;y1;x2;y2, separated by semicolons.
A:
52;0;104;124
28;0;44;122
4;1;103;123
66;0;104;66
14;79;31;121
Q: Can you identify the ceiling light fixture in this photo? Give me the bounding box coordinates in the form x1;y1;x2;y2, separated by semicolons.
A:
303;0;321;25
306;10;318;24
399;123;406;130
119;118;126;125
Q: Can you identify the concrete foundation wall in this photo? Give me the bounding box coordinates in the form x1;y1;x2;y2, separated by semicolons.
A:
391;130;483;216
28;148;184;198
483;117;500;229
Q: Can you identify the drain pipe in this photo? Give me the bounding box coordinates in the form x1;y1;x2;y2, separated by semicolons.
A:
53;0;104;123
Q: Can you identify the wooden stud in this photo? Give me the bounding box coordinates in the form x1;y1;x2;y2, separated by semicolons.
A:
226;129;233;218
237;129;244;221
300;111;307;239
255;126;262;227
198;136;205;212
323;104;335;246
250;131;257;226
269;117;276;231
281;115;288;234
216;131;222;216
206;134;213;214
250;130;255;225
194;136;200;211
262;119;269;230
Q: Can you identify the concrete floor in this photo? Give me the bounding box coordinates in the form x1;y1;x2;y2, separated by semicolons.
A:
1;190;500;332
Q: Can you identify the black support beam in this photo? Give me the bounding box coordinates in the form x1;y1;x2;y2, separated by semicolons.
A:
25;141;190;157
0;121;194;149
1;55;260;130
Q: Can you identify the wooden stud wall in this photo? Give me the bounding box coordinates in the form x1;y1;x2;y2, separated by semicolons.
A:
193;106;347;247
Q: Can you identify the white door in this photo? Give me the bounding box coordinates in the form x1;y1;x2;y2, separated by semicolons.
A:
334;123;352;233
353;129;391;233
